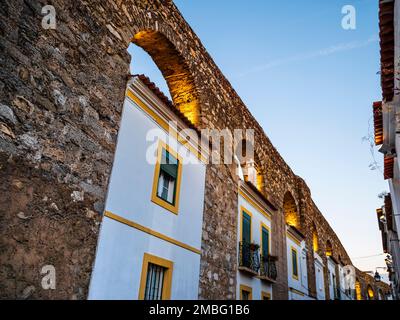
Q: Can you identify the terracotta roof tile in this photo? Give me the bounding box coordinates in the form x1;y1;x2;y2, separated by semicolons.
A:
373;101;383;145
384;155;394;180
133;74;201;135
379;0;395;102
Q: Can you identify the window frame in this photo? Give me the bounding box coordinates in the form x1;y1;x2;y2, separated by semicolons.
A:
151;140;183;215
240;206;253;244
291;246;299;280
239;284;253;300
139;253;174;300
261;291;272;300
260;222;271;257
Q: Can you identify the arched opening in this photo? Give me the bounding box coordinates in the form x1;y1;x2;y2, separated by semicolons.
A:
130;30;200;125
367;285;375;300
312;224;319;253
283;192;299;229
326;240;333;257
355;279;362;300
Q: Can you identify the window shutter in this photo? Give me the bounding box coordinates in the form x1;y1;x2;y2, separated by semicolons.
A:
242;212;251;244
160;149;178;179
262;227;269;256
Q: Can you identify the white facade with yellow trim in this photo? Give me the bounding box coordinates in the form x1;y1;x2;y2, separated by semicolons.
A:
286;227;312;300
237;181;274;300
88;77;207;299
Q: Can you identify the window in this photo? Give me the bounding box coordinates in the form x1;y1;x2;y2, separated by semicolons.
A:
261;224;270;257
139;253;173;300
241;208;252;244
261;291;271;300
291;247;299;280
240;284;252;300
151;141;182;214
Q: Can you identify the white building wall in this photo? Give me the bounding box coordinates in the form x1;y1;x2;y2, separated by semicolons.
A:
314;253;326;300
237;194;273;300
89;94;206;299
286;236;310;300
327;258;337;300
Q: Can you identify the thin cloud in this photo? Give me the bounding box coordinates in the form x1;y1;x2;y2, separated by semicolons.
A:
236;35;379;78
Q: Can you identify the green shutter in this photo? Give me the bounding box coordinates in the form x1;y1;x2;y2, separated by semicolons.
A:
160;149;178;179
242;212;251;244
262;227;269;256
292;250;298;276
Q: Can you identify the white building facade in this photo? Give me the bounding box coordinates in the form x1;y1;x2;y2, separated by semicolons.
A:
237;181;276;300
286;227;312;300
88;76;207;300
375;0;400;300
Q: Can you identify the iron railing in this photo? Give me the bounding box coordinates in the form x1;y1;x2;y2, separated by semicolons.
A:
239;242;260;273
260;255;278;281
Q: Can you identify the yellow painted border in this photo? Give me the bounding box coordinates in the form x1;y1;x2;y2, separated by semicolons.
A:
260;222;271;255
151;140;183;215
104;211;201;255
291;246;299;280
289;287;305;296
239;284;253;300
286;231;302;246
138;253;173;300
239;189;271;221
261;291;272;300
240;206;253;243
126;89;207;163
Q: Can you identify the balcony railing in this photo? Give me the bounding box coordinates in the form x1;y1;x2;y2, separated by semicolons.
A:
239;242;260;274
259;255;278;281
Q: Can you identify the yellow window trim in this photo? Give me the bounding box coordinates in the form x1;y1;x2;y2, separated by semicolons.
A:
239;284;253;300
289;287;305;296
151;140;183;215
138;253;173;300
239;189;271;220
291;246;299;280
104;211;201;255
261;291;272;300
286;231;302;246
126;89;207;163
240;206;253;243
260;222;271;255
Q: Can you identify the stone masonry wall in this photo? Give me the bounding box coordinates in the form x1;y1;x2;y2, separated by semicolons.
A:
0;0;390;299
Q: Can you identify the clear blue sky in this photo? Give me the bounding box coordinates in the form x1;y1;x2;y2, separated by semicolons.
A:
128;0;388;275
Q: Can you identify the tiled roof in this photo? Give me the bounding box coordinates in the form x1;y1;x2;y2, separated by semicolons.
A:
379;0;395;102
245;181;278;211
385;194;394;231
384;155;394;180
373;101;383;146
133;74;200;134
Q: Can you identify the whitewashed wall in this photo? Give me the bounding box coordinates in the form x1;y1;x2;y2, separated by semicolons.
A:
237;194;273;300
314;253;326;300
88;95;206;299
327;258;337;300
286;236;310;300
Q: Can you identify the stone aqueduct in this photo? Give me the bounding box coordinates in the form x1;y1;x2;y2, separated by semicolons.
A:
0;0;388;299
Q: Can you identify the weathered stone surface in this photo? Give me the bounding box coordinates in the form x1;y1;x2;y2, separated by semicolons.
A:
0;0;390;299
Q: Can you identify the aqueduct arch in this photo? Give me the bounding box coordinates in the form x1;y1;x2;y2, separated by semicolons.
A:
131;30;200;125
283;191;300;229
0;0;391;300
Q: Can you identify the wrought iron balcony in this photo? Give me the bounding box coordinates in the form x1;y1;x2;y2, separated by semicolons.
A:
238;241;260;275
259;255;278;282
335;287;341;300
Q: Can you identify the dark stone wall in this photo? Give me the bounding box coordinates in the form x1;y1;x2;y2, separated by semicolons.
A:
0;0;390;299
